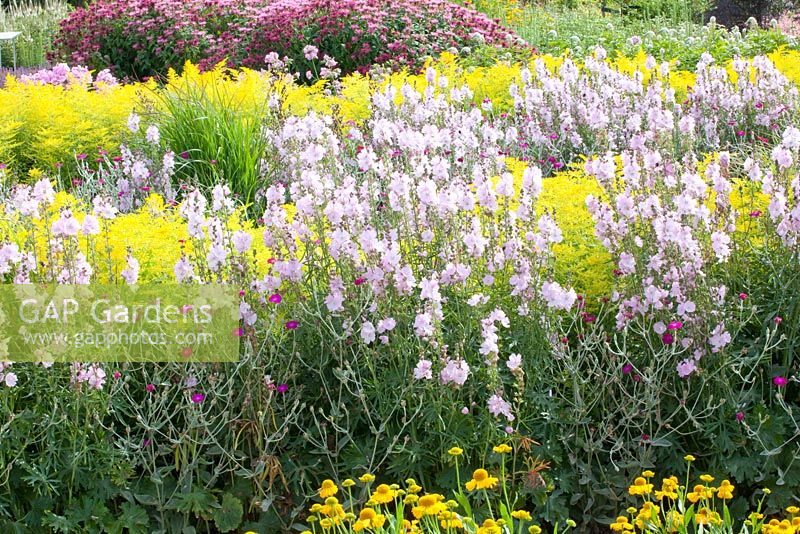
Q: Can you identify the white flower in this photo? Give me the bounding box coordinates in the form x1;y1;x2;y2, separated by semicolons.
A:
233;230;253;254
506;353;522;372
440;358;470;386
145;125;160;144
541;281;577;311
360;321;376;344
127;113;140;133
3;372;17;387
487;394;514;421
81;215;100;235
121;254;140;285
708;323;731;353
303;45;319;61
413;359;433;380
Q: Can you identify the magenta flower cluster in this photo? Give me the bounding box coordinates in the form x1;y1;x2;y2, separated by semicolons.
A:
52;0;517;79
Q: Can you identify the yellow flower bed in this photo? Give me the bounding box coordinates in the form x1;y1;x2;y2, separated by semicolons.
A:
0;78;154;172
0;192;272;284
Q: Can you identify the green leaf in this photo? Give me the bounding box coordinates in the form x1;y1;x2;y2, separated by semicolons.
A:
212;493;243;533
498;502;513;528
106;502;150;534
170;488;217;517
454;491;472;518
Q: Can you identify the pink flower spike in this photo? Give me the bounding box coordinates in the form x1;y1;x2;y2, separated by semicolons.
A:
773;376;788;387
285;320;299;330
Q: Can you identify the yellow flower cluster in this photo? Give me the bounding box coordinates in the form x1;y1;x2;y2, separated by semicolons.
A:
618;457;800;533
301;444;556;534
0;77;152;172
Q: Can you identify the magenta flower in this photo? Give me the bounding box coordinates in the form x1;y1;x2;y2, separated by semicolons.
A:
285;320;299;330
233;327;243;337
749;210;761;218
622;363;633;375
354;277;365;286
146;383;155;393
774;316;783;325
191;393;205;403
662;333;674;345
667;321;683;330
269;293;282;304
277;383;288;393
735;411;745;421
773;376;788;387
113;371;122;379
738;292;748;300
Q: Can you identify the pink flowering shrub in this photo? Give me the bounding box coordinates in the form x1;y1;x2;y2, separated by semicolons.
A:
236;0;517;77
51;0;517;79
51;0;254;78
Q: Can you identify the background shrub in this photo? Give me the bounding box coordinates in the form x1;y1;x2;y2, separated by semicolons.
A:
51;0;518;79
233;0;517;76
51;0;254;79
